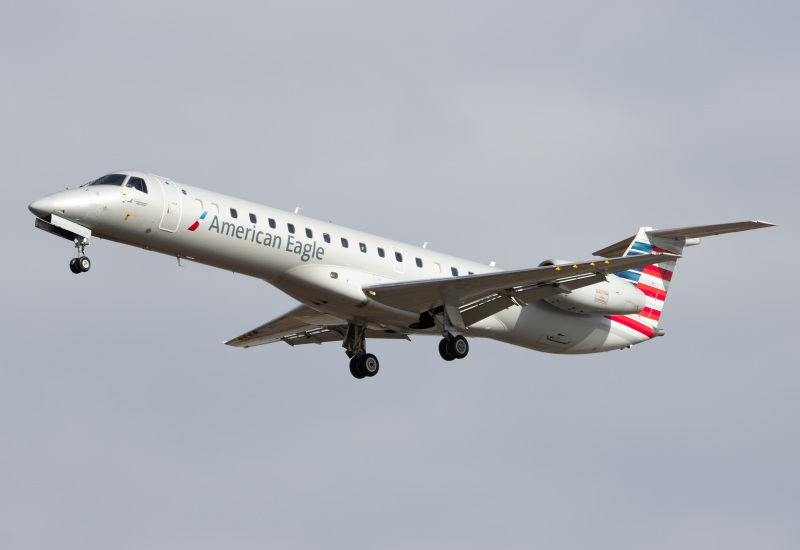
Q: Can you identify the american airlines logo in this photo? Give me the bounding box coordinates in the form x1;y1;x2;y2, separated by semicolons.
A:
187;211;208;231
189;214;325;262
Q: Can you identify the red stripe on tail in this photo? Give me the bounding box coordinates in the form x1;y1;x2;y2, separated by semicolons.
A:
607;316;656;338
636;282;667;301
642;264;674;282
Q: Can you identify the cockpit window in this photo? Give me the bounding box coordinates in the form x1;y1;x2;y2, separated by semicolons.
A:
126;177;148;194
89;174;127;186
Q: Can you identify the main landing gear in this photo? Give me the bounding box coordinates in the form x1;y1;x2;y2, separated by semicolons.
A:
438;334;469;361
342;324;471;379
343;324;380;380
68;238;91;275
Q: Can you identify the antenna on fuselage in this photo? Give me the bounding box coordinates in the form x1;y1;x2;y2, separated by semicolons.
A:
423;242;431;248
490;261;496;267
294;207;302;214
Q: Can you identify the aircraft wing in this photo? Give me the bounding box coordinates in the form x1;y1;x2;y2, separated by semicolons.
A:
225;304;410;348
362;253;680;316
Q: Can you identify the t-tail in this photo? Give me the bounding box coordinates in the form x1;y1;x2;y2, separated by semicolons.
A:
593;220;775;340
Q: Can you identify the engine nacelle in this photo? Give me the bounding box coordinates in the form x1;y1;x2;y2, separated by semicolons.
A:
538;260;647;315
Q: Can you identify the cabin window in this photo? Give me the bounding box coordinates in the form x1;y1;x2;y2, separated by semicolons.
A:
268;218;276;229
323;233;331;243
195;199;203;210
433;262;442;273
249;213;257;223
287;223;295;234
126;177;148;193
210;203;219;214
230;208;238;219
415;257;423;268
359;242;367;253
395;251;403;262
306;228;313;238
377;247;385;258
341;238;349;248
451;267;459;276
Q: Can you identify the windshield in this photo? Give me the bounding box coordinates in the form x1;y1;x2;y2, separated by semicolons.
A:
87;174;127;186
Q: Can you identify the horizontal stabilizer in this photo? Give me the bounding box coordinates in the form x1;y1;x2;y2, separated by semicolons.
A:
593;220;774;257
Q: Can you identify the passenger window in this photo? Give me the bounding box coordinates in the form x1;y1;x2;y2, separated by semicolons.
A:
287;223;295;234
415;257;423;268
126;177;148;193
359;243;367;253
341;238;349;248
377;248;385;258
210;203;219;214
451;267;459;276
306;228;313;238
230;208;238;219
249;213;257;223
323;233;331;243
395;251;403;262
433;262;442;273
269;218;276;229
195;199;203;210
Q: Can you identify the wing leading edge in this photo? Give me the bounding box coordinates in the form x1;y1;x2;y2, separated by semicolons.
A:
362;253;679;314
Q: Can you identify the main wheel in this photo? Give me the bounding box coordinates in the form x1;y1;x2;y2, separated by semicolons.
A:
447;335;469;359
69;258;81;274
349;357;365;379
439;338;455;361
359;354;379;377
78;256;91;272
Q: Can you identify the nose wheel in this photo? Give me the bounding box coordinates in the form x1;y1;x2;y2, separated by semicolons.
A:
69;238;91;274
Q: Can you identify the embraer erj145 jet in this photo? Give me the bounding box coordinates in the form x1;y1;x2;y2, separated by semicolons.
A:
29;171;773;379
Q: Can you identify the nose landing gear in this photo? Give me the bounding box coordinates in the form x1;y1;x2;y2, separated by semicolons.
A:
69;238;91;274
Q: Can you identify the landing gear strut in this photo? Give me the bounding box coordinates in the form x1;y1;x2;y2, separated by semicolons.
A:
69;238;91;275
343;324;380;380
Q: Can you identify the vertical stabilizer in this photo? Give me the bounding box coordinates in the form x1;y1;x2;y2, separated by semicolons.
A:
611;227;682;335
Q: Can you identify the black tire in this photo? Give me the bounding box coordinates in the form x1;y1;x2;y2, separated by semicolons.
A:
439;338;456;361
69;258;81;274
447;335;469;359
78;256;91;272
359;354;379;377
349;357;365;379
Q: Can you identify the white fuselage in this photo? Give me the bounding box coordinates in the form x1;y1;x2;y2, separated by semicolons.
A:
30;171;649;355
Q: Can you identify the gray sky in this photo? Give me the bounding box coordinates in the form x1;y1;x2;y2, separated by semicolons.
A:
2;1;797;549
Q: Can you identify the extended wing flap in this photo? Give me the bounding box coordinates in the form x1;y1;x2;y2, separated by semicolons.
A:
225;304;346;348
363;253;679;314
225;304;411;348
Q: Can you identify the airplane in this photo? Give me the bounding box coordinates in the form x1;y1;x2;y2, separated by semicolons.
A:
28;170;774;379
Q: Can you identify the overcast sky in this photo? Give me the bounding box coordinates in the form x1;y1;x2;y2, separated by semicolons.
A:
1;1;797;549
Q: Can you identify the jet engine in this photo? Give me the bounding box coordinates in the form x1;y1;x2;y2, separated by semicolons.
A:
538;259;647;315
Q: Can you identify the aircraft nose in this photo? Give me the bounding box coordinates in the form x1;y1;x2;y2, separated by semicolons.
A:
29;196;54;218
